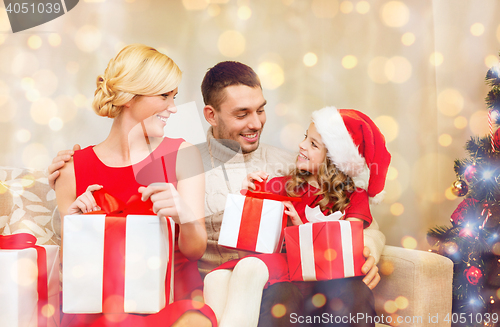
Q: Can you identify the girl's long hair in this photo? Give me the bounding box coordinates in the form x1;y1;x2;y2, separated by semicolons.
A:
285;156;355;214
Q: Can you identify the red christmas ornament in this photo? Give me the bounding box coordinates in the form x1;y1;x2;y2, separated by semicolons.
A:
451;180;468;197
464;165;476;182
494;128;500;149
464;266;483;285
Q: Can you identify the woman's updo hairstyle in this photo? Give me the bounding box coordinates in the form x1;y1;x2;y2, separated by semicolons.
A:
92;44;182;118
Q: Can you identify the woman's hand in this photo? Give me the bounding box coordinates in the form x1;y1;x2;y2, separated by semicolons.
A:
67;184;103;215
242;171;269;191
138;183;192;225
283;201;302;225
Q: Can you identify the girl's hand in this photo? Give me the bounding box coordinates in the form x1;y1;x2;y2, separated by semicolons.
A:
283;201;302;226
68;184;103;215
139;182;192;225
242;171;269;191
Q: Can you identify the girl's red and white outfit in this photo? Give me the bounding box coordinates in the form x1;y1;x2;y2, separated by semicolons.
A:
61;137;217;327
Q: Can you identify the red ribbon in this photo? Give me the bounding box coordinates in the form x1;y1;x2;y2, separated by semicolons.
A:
236;179;298;252
240;179;302;202
85;189;155;313
0;233;48;327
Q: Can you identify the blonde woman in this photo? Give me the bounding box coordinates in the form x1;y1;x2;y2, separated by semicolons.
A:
56;44;216;326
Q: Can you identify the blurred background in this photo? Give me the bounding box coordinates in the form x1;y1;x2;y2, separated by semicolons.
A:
0;0;499;250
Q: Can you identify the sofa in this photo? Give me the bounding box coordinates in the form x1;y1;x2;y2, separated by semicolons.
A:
0;166;454;327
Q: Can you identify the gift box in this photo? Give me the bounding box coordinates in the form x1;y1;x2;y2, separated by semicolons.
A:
218;180;300;253
0;233;60;327
62;190;175;314
285;220;365;281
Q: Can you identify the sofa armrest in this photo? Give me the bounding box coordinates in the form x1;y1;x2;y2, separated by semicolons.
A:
372;245;453;327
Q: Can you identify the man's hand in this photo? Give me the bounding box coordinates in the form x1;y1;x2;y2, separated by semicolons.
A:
48;144;80;190
361;246;380;289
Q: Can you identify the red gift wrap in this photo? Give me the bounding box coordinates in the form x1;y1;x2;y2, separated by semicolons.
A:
285;221;365;281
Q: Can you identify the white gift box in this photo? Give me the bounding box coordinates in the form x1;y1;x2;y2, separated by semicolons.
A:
218;194;286;253
0;244;60;327
62;214;175;314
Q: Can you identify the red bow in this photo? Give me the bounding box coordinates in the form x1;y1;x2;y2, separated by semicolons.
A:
81;189;158;313
240;179;302;202
0;233;48;327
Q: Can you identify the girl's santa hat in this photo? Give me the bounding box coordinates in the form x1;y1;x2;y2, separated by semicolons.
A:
312;107;391;204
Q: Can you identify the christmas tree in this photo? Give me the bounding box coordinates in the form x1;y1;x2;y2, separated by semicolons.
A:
427;60;500;326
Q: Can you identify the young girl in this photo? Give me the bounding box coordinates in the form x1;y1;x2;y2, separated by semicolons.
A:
204;106;390;327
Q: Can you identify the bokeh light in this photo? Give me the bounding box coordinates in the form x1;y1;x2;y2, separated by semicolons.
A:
429;52;443;66
257;62;284;90
311;0;339;18
368;57;390;84
312;293;327;308
356;1;369;14
383;179;402;203
30;98;57;125
374;115;399;142
470;23;484;36
275;103;289;116
33;70;59;96
238;6;252;20
386;166;398;181
469;110;489;135
323;248;337;261
438;133;452;147
380;1;409;27
341;55;357;69
444;241;458;255
66;61;79;74
0;98;17;122
49;117;64;131
16;129;31;143
395;296;409;309
384;300;398;314
492;242;500;256
445;187;458;201
56;95;79;123
12;52;39;76
454;116;467;129
207;4;221;16
401;32;415;46
74;94;89;108
218;30;245;57
390;203;404;216
28;35;42;49
339;1;353;13
401;236;417;249
387;56;412;83
379;261;394;276
303;52;318;67
48;33;61;47
42;304;55;318
485;54;499;68
11;258;38;286
74;25;102;52
271;304;286;318
280;123;304;151
182;0;208;10
437;88;463;116
0;80;8;106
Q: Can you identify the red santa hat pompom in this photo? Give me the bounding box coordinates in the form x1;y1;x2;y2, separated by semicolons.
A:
311;106;391;204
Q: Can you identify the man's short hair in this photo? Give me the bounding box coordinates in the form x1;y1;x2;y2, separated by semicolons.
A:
201;61;262;110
